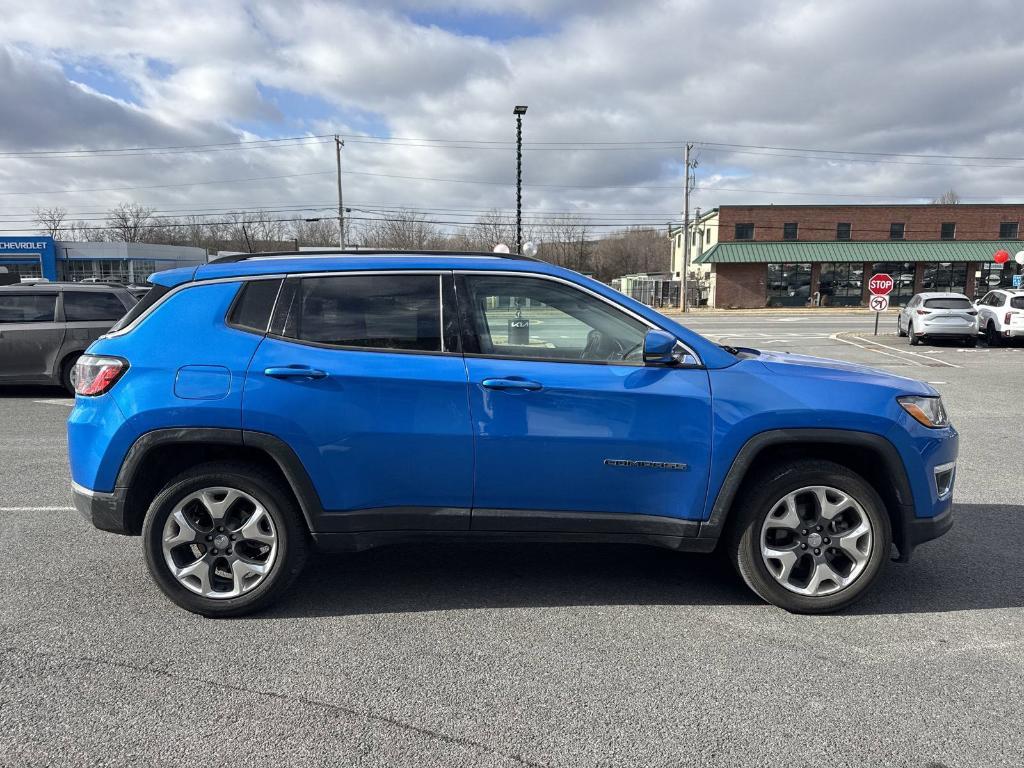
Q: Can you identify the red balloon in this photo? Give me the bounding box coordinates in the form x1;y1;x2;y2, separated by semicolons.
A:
994;250;1010;264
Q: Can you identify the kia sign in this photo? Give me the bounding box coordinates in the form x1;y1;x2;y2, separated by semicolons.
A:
869;295;890;312
868;273;894;296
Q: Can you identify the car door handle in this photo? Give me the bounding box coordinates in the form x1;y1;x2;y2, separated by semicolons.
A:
264;366;328;380
481;377;542;391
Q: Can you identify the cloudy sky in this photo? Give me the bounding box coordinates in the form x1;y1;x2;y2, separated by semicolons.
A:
1;0;1023;238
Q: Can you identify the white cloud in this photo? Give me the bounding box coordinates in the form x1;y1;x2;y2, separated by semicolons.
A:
1;0;1024;236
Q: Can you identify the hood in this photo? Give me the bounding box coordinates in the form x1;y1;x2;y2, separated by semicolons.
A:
751;348;937;396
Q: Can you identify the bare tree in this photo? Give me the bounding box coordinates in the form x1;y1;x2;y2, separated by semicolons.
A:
67;219;108;242
290;216;342;248
933;189;961;204
106;203;156;242
539;215;591;272
356;209;444;250
592;227;670;282
34;207;70;239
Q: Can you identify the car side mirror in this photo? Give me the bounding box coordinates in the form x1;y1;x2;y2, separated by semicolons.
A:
642;329;695;366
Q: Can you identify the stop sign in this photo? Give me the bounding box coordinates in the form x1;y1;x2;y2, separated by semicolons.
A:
868;273;894;296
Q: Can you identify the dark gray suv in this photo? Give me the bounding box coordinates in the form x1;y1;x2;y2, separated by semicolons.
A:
0;283;136;393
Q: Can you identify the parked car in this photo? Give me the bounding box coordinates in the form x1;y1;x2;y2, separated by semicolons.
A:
0;283;137;393
68;250;957;617
896;292;978;346
975;288;1024;346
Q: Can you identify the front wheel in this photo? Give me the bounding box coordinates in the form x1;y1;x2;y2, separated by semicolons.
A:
142;462;309;617
897;318;907;337
727;460;891;613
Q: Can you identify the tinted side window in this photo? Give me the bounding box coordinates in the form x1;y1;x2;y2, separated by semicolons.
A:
64;291;129;322
108;284;170;333
227;279;282;333
0;293;57;323
287;274;442;352
460;275;647;363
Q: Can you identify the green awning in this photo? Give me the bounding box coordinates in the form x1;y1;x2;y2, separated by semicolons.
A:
693;240;1021;264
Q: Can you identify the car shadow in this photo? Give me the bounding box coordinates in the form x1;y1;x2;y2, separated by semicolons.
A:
260;502;1024;619
0;384;69;397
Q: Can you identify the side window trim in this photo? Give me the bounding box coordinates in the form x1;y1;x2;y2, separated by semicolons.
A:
453;270;703;368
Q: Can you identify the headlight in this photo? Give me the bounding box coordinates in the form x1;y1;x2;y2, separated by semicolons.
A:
897;395;949;429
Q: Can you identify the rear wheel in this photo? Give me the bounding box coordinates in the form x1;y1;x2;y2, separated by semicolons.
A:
986;322;1002;347
909;325;921;346
142;462;308;617
727;460;891;613
964;336;977;348
60;353;81;395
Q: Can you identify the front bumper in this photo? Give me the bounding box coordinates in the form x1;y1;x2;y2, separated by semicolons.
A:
894;498;954;562
72;482;132;535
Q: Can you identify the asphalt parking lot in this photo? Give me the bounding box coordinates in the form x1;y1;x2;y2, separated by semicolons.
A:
1;311;1022;767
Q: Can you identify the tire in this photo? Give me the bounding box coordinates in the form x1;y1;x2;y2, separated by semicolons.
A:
897;318;907;337
909;325;921;346
141;461;309;617
726;460;892;614
60;353;81;395
986;322;1002;347
965;337;977;348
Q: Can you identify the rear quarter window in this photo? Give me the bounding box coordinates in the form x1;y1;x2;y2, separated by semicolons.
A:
227;279;282;333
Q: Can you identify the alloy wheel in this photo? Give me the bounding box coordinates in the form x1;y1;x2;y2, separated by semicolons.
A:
161;487;278;599
759;485;873;597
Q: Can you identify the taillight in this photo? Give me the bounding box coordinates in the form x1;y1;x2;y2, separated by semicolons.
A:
916;309;930;315
967;310;978;316
73;355;128;396
1006;312;1015;325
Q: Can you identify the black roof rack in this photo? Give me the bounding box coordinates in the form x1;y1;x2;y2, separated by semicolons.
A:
209;248;539;265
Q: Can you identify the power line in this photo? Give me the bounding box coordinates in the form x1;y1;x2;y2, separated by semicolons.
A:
0;171;333;196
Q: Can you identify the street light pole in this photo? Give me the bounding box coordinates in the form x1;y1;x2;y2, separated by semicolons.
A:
513;106;528;254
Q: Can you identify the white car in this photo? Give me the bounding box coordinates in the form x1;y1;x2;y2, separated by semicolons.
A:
976;288;1024;346
897;292;978;347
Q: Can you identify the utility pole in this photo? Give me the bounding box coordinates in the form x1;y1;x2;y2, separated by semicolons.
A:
680;142;697;311
335;135;345;248
513;106;528;253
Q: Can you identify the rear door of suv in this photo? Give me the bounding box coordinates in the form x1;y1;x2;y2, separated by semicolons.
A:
0;290;63;383
242;270;474;533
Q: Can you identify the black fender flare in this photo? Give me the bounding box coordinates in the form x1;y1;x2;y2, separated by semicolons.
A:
698;428;916;547
115;427;325;531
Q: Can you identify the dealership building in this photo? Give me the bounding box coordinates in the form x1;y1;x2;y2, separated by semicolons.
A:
0;235;206;284
671;204;1024;308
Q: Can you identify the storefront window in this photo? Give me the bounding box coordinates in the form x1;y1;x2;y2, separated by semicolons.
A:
975;261;1021;294
869;262;916;306
766;262;812;307
818;262;864;306
921;262;967;294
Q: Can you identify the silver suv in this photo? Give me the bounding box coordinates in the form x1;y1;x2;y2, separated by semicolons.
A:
0;283;136;393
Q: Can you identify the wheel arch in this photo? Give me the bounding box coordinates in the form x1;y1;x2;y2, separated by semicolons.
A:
701;429;916;558
116;428;323;535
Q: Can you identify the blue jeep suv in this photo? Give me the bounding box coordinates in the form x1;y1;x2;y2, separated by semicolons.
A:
68;250;957;616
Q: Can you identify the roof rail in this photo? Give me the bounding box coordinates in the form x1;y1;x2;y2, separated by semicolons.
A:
209;248;539;265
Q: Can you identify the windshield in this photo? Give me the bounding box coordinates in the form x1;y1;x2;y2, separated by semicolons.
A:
923;297;972;310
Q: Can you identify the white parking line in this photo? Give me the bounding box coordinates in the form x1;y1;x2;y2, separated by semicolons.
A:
854;336;962;368
0;506;75;512
33;399;75;408
828;333;924;366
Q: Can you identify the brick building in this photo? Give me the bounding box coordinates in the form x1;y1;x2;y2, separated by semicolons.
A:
671;204;1024;308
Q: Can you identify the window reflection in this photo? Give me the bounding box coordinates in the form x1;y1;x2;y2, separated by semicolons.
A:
766;262;812;307
818;262;864;307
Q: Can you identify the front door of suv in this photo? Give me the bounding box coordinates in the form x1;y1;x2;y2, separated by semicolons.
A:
243;271;474;532
456;272;712;529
